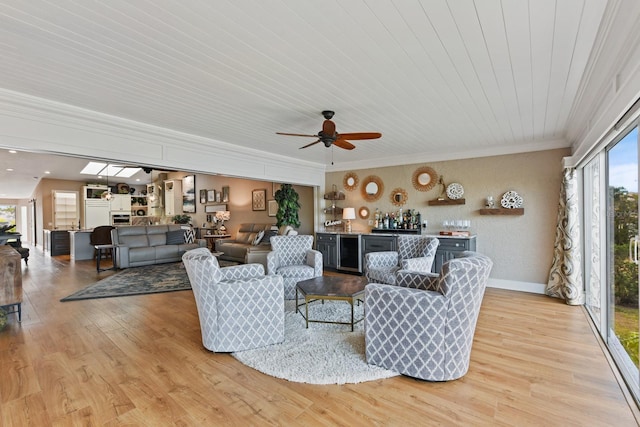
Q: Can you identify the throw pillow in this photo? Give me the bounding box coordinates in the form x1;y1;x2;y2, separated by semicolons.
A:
401;257;432;273
166;229;185;245
252;230;265;246
184;228;196;244
262;229;277;244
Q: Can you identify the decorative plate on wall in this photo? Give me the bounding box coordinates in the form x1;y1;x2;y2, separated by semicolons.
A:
501;190;524;208
412;166;438;191
343;172;359;191
446;183;464;200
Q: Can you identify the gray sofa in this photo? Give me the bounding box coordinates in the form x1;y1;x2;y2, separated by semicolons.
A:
112;224;206;268
215;223;275;267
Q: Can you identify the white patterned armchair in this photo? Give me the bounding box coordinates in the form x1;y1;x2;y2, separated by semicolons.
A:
365;251;493;381
364;235;439;285
267;235;323;300
182;248;285;352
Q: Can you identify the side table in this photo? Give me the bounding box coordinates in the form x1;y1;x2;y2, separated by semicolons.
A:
203;234;231;252
95;244;117;272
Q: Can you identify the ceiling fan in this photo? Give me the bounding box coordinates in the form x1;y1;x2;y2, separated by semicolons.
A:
277;110;382;150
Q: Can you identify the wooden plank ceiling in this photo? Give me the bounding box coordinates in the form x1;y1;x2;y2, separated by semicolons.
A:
0;0;606;171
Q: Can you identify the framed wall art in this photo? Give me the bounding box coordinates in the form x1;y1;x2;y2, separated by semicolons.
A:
205;204;227;213
182;175;196;213
268;200;278;217
252;189;266;211
222;186;229;203
199;189;207;204
207;189;216;202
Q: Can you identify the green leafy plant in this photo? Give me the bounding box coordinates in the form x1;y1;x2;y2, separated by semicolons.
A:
274;183;301;228
172;214;191;224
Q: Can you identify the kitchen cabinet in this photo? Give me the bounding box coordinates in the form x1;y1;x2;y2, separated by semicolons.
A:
82;186;110;228
361;234;396;267
316;232;477;275
316;233;338;270
432;236;477;273
164;180;182;217
109;194;131;212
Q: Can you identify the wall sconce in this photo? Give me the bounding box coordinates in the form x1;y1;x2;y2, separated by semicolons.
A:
342;207;356;233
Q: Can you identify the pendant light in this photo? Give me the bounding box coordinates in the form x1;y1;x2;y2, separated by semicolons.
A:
102;163;113;201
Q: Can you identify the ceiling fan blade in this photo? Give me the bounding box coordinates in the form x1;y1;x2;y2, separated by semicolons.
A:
337;132;382;140
333;139;355;150
276;132;319;138
299;139;321;149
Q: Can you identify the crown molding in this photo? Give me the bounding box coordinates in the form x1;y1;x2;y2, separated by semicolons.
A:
326;138;569;173
0;89;326;186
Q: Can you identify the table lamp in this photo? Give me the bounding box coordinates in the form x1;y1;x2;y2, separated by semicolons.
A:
343;207;356;233
215;211;231;233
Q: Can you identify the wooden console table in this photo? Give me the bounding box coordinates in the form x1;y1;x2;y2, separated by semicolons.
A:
0;246;22;322
202;234;231;251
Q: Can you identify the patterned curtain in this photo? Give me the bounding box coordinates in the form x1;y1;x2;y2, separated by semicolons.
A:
546;168;585;305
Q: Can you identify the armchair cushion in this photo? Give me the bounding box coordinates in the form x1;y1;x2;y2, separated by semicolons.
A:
401;256;433;273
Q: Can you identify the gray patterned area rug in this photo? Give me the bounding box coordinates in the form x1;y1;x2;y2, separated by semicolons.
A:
232;300;400;384
61;260;237;301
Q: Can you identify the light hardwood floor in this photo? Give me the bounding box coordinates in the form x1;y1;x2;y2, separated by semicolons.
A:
1;247;638;426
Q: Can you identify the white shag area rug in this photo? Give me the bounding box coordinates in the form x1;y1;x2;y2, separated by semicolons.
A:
231;300;399;385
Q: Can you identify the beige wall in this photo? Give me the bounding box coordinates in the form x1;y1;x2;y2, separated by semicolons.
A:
164;172;314;236
325;148;570;285
36;174;315;242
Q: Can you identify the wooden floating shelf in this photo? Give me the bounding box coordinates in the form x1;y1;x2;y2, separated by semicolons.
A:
428;198;466;206
479;208;524;215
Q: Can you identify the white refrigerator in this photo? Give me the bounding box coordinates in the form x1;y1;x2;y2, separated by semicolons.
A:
84;199;110;229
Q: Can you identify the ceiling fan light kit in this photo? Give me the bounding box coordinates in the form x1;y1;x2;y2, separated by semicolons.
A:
277;110;381;151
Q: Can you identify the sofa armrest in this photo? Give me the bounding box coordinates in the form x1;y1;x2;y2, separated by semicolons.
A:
114;244;130;268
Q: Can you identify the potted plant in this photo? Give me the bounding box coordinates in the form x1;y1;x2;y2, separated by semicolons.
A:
172;214;191;224
274;183;301;229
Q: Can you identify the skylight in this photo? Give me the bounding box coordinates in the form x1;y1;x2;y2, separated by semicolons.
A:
80;161;141;178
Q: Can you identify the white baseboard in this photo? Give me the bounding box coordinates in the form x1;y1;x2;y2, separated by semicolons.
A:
487;278;546;294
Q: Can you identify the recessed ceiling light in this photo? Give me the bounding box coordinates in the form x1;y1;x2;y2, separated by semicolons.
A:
8;150;16;154
6;168;13;171
44;171;51;174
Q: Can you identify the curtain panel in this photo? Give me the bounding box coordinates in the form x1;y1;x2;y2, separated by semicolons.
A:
546;168;585;305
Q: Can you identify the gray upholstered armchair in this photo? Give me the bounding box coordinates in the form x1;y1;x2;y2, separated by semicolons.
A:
364;235;439;285
267;235;323;300
365;251;493;381
182;248;285;352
